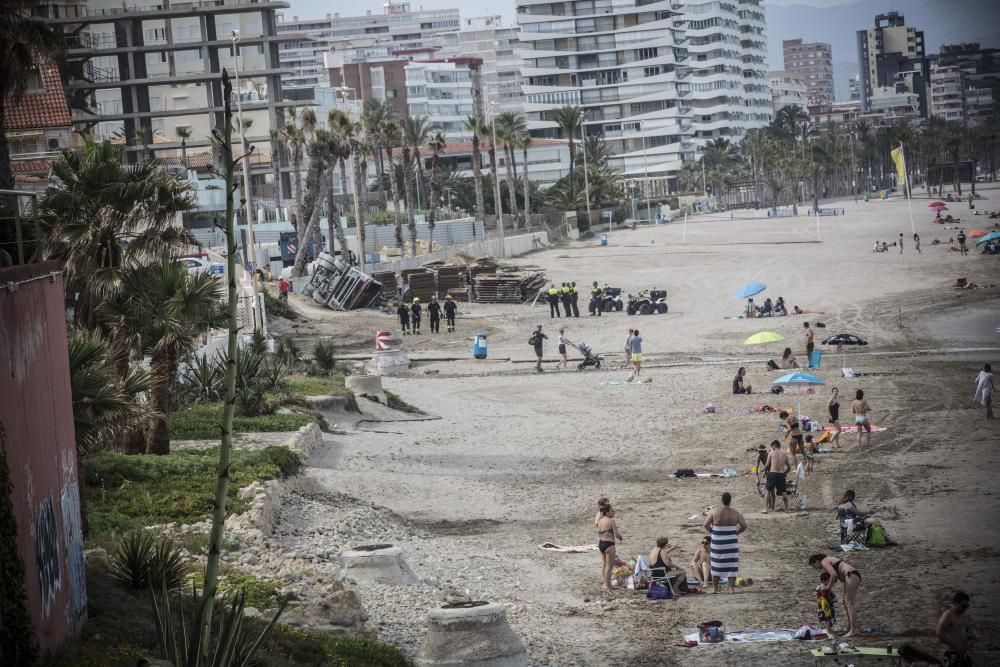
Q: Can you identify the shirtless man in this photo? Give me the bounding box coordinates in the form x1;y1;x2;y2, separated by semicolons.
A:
937;591;976;666
763;440;791;514
703;493;748;594
803;321;815;360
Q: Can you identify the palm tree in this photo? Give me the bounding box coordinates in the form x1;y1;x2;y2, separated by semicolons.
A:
329;110;366;261
381;119;405;252
362;98;391;205
484;119;501;215
40;138;198;331
581;134;612;169
0;1;62;189
280;109;307;230
552;105;583;178
175;126;192;171
495;122;519;229
463;115;487;224
135;127;153;162
496;112;527;181
516;132;533;222
105;261;221;455
426;131;446;251
401;115;432;255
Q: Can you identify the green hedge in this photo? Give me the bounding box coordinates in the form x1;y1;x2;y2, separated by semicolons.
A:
83;446;301;540
170;403;314;440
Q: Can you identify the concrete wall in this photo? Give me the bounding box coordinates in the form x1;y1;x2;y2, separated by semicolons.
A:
367;231;548;274
0;261;87;653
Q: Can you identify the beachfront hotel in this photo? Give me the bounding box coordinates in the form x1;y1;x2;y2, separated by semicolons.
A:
515;0;771;195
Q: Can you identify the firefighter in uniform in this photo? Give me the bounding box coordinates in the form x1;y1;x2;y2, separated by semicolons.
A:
410;297;422;334
427;296;442;333
444;295;457;332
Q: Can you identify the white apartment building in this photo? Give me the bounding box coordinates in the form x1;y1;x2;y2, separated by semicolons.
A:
277;2;460;101
515;0;769;193
516;0;695;193
768;71;808;115
684;0;771;146
928;64;965;121
404;59;483;140
434;16;525;112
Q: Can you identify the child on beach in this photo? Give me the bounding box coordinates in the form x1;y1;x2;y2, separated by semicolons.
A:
817;571;837;633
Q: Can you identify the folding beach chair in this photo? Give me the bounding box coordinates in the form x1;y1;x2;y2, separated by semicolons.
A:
838;508;868;546
649;565;687;597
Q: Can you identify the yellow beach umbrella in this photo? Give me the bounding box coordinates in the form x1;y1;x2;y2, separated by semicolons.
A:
744;331;785;345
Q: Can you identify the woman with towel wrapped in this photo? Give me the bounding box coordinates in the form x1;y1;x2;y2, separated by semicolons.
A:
703;492;747;594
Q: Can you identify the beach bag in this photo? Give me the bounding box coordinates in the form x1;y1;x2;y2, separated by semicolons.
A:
698;620;726;643
674;468;696;478
866;524;888;547
646;583;671;600
767;359;779;370
771;385;784;395
528;333;538;346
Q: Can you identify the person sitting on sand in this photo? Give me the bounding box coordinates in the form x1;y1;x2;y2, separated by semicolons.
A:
596;504;623;593
732;366;752;394
837;490;886;530
648;537;688;595
897;644;943;666
809;554;862;637
882;241;889;252
757;297;774;317
689;537;711;587
780;347;799;369
774;297;787;316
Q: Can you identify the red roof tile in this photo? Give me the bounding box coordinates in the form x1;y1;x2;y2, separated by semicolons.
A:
5;61;71;130
11;159;54;174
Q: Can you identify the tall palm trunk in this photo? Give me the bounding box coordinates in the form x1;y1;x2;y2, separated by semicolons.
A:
352;150;367;264
0;101;13;190
402;145;418;256
428;153;439;252
292;152;304;233
415;151;427;209
471;132;485;223
567;136;576;180
292;175;332;277
508;143;518;182
504;142;518;230
375;143;386;205
488;144;500;215
271;139;282;219
338;156;350;206
521;144;531;226
146;347;177;455
386;145;404;251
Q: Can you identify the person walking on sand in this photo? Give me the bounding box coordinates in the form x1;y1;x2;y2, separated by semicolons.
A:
763;440;790;514
804;322;815;360
529;325;547;373
443;295;457;332
629;329;643;379
703;492;747;594
828;387;842;446
809;554;862;637
937;591;976;666
780;410;804;464
899;233;905;254
852;389;873;447
914;233;922;253
410;297;422;335
427;295;442;334
596;504;624;593
623;328;634;371
973;363;994;419
556;328;573;370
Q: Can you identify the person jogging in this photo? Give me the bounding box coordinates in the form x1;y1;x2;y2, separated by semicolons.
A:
410;298;423;335
443;295;457;332
427;296;442;334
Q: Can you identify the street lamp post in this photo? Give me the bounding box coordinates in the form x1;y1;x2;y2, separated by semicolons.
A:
232;30;264;335
488;101;505;257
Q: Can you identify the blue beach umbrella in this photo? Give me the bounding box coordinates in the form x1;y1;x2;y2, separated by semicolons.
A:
736;282;767;299
772;371;825;419
975;230;1000;246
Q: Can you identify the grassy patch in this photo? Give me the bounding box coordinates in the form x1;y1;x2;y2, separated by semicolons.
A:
284;372;347;396
170;403;314;440
42;569;412;667
83;446;301;547
190;570;284;609
384;390;424;414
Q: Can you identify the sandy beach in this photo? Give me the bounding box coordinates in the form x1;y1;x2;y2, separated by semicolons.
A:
270;187;1000;665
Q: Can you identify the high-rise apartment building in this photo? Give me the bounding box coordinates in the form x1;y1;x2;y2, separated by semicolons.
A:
769;71;808;115
928;64;966;121
928;43;1000;126
404;58;484;139
515;0;769;193
848;75;861;101
857;12;927;115
782;39;834;107
434;16;525;113
277;2;460;101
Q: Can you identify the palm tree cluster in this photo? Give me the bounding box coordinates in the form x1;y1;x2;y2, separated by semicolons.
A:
680;106;1000;212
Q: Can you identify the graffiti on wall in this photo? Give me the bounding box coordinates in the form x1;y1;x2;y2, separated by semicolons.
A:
34;496;62;619
60;484;86;624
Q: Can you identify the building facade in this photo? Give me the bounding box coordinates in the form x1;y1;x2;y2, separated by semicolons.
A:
927;43;999;126
5;60;74;190
781;39;834;107
277;2;460;102
404;58;484;140
848;75;861;101
927;64;965;121
326;51;414;117
768;71;808;115
856;12;927;115
434;16;525;113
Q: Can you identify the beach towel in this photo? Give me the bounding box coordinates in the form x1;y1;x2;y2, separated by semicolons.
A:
824;425;887;433
709;525;740;578
538;542;598;553
682;629;804;644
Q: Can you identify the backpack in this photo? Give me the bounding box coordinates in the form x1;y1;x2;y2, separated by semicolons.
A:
528;333;538;346
767;359;780;370
771;385;784;394
866;524;888;547
646;583;671;600
674;468;696;478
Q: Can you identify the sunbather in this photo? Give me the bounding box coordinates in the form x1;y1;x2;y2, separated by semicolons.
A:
688;537;711;587
780;347;799;369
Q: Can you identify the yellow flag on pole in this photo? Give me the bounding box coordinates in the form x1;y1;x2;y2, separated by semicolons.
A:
890;145;907;187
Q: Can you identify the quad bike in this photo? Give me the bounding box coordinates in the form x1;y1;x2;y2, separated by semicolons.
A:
626;289;668;315
588;286;624;313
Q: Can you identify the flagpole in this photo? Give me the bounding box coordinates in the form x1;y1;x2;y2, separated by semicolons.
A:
901;143;915;235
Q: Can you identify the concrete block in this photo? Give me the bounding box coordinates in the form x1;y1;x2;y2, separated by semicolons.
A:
341;544;419;586
416;602;528;667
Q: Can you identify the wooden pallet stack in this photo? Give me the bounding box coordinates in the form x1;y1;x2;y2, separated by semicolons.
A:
433;265;468;298
404;269;438;301
370;271;399;303
471;269;547;303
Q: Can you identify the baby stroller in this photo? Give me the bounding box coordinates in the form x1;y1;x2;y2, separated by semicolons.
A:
573;342;602;370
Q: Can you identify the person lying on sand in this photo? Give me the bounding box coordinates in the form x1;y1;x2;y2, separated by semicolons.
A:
793;306;826;315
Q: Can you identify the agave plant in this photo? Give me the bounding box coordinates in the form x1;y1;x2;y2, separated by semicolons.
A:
110;532;186;592
309;339;337;376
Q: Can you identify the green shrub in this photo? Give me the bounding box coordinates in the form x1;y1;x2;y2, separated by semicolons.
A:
169;403;313;440
270;627;413;666
83;446;302;541
109;532;187;592
263;288;299;320
310;339;337;376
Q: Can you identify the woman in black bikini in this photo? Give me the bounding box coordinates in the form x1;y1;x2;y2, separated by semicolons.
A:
810;554;861;636
828;387;841;446
597;505;623;593
780;410;805;463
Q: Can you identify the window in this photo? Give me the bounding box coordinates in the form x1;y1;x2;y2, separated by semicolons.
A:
644;66;661;77
24;67;43;90
637;47;658;60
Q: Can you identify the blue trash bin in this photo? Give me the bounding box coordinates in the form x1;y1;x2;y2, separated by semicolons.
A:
600;233;608;246
473;332;488;359
809;349;822;369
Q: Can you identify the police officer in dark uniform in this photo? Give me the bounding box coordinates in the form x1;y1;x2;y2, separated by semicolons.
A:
590;281;603;317
397;301;411;334
410;297;422;334
427;296;442;333
444;295;457;332
547;283;561;318
561;282;572;318
570;281;580;317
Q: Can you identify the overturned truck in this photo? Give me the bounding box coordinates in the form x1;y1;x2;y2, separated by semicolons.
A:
301;252;383;310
